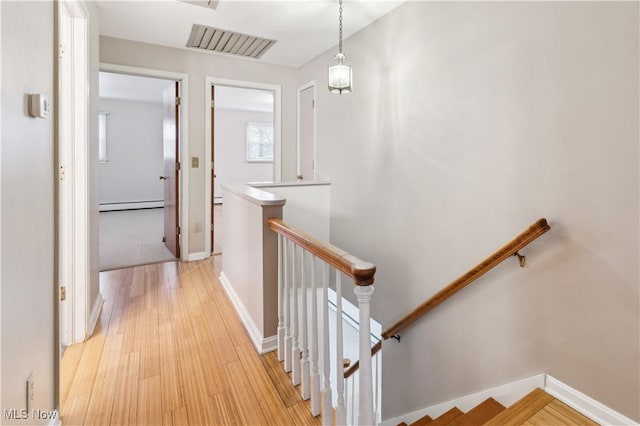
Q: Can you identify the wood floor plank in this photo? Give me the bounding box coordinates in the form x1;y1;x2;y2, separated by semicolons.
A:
287;400;323;426
137;375;163;426
524;399;599;426
158;322;184;413
484;388;555;426
60;343;85;407
210;391;241;425
261;350;304;408
61;394;91;426
236;343;296;425
226;360;271;425
83;334;124;425
109;351;140;426
140;306;160;379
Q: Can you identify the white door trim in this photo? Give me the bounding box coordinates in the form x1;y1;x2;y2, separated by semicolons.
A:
59;0;90;345
204;76;282;255
100;62;190;262
0;0;4;386
297;80;316;181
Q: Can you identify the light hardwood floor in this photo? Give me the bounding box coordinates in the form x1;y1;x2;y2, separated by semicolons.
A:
61;258;321;425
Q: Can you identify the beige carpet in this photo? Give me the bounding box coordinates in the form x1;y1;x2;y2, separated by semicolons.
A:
100;208;177;271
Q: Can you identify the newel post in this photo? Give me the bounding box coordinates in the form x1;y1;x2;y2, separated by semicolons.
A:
354;285;375;426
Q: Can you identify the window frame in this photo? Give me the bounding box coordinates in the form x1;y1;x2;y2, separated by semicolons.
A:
246;122;274;163
98;111;109;163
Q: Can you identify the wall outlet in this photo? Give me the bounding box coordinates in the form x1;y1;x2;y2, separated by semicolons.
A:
26;372;34;411
191;156;199;168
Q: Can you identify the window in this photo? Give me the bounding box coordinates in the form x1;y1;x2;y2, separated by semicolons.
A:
246;123;273;162
98;112;109;163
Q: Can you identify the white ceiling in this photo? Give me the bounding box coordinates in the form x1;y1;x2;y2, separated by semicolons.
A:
100;71;274;111
96;0;406;68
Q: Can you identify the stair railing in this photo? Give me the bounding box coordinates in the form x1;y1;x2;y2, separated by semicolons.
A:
268;218;377;426
344;218;551;384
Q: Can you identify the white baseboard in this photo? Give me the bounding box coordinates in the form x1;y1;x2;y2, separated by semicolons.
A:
544;375;638;426
381;374;545;425
186;251;208;262
219;271;276;355
99;200;163;211
87;295;104;337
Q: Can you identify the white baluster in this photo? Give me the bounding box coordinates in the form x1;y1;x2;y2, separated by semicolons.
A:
335;272;346;425
291;244;301;385
300;251;310;399
354;285;375;426
284;240;292;372
321;263;332;426
374;349;380;425
310;256;321;416
277;235;284;361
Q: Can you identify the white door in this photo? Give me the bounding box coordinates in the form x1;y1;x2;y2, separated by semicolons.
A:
297;83;316;181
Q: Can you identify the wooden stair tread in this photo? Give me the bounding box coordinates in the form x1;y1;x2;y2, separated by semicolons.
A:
411;413;433;425
446;398;505;426
484;388;555;426
428;407;464;426
522;399;599;426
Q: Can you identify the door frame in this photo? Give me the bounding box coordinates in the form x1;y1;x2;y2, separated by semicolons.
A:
297;80;317;181
58;0;90;346
100;62;190;261
204;77;282;255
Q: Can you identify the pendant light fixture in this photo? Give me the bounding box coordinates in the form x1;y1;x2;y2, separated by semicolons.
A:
328;0;352;94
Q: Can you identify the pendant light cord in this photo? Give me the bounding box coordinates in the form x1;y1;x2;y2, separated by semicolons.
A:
338;0;343;54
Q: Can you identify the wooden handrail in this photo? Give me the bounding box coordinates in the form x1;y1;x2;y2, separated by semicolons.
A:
268;217;376;286
344;340;382;379
381;218;550;339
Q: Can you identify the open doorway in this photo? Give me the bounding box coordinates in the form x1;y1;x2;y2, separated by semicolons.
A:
98;71;180;270
209;83;278;255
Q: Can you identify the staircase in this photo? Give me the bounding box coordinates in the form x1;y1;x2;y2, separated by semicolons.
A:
397;388;599;426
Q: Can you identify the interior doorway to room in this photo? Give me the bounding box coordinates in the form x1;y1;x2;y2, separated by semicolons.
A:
98;71;181;270
210;85;276;255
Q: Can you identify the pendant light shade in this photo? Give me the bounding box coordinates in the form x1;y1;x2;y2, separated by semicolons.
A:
328;53;352;94
328;0;352;94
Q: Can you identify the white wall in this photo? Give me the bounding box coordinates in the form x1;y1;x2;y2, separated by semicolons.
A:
98;98;165;205
1;1;56;422
298;1;639;422
100;36;298;254
215;108;274;198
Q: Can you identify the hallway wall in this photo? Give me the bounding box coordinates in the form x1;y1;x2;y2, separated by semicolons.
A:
298;1;639;421
1;1;56;423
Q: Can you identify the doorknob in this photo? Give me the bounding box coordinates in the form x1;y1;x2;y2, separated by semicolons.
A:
297;174;303;180
159;176;169;180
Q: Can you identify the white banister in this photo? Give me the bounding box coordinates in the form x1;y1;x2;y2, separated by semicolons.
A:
310;256;321;416
268;218;377;426
301;251;310;399
291;244;301;385
335;272;346;425
355;285;375;426
277;235;284;361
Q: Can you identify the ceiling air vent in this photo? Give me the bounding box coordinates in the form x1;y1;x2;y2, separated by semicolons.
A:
186;24;276;59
